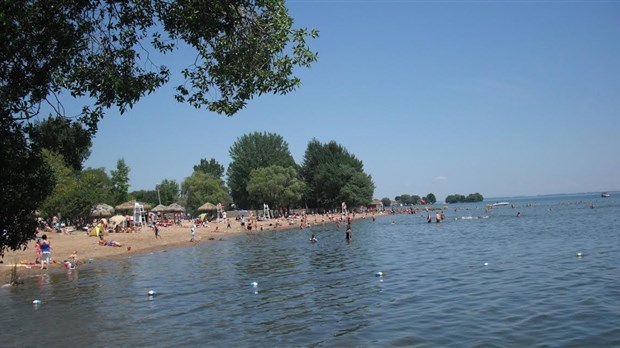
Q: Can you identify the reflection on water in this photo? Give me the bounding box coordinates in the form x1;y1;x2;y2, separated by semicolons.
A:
1;194;619;346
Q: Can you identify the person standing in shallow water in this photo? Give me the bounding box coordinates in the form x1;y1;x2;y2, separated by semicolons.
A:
346;226;352;241
40;234;51;269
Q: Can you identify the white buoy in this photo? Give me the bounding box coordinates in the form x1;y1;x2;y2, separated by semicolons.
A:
375;272;384;277
250;282;258;287
32;299;41;305
147;290;157;296
484;262;489;266
577;252;583;258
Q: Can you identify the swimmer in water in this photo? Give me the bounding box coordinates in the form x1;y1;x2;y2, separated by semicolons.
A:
310;234;317;243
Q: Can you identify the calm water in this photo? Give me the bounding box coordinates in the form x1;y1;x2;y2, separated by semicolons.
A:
2;194;619;347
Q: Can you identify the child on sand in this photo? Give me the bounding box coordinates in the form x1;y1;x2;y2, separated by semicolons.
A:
35;238;42;264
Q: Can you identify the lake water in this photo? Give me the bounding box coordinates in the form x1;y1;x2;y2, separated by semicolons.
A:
1;193;619;347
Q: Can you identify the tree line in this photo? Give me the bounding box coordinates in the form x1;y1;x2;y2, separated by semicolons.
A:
30;124;375;230
382;193;437;207
445;193;484;204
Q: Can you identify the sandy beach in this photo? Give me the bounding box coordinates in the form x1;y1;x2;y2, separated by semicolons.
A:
1;212;380;283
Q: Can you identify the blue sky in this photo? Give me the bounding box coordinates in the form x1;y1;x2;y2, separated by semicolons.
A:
82;1;620;202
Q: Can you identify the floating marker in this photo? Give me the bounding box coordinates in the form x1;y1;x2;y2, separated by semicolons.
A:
250;282;258;287
484;262;489;266
375;272;384;277
147;290;157;296
576;252;584;258
32;299;41;305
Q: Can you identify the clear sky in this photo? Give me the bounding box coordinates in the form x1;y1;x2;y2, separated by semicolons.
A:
82;1;620;202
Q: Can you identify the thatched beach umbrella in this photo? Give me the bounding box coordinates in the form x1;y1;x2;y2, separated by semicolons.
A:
115;200;152;211
151;204;167;213
91;203;115;217
166;203;186;212
197;202;217;212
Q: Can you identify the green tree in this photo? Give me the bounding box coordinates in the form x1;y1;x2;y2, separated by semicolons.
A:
445;193;483;204
61;168;114;224
1;0;317;255
339;171;374;208
227;132;296;208
110;159;130;205
300;139;374;210
445;194;465;204
425;193;437;204
28;116;92;171
399;194;413;205
39;150;79;220
194;158;225;179
131;190;159;207
158;179;180;205
465;193;484;202
247;165;305;209
0;119;54;255
381;197;391;207
3;1;318;123
182;171;232;215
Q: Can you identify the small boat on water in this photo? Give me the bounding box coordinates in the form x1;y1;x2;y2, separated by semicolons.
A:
492;202;510;207
601;192;610;198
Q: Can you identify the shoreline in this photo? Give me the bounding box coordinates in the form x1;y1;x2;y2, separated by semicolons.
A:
2;212;383;284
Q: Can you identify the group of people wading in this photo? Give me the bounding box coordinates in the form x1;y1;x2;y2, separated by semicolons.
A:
427;211;445;223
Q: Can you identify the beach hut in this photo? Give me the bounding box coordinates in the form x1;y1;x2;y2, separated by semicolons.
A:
367;199;384;212
164;203;186;224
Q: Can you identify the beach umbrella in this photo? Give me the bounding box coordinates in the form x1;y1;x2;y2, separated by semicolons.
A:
166;203;186;212
197;202;217;212
151;204;167;213
91;203;115;217
115;200;152;211
109;215;126;224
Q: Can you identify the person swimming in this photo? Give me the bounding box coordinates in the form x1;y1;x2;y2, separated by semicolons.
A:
310;234;318;243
